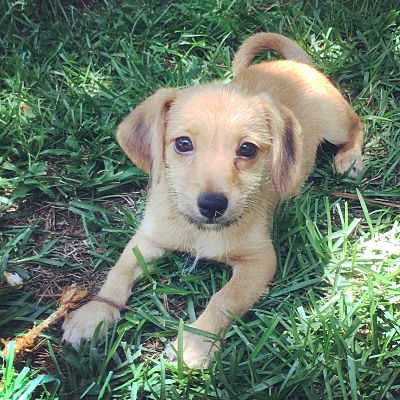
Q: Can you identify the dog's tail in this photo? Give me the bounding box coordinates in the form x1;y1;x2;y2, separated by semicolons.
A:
232;32;312;76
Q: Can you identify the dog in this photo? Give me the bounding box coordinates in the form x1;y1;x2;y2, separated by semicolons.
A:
62;32;364;368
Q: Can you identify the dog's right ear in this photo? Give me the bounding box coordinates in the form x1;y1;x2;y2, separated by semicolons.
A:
116;88;178;176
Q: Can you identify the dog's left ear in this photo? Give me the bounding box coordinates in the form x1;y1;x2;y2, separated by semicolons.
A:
117;88;178;180
270;107;303;198
256;95;303;199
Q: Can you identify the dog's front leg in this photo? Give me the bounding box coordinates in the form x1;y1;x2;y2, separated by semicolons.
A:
62;232;164;343
169;245;276;368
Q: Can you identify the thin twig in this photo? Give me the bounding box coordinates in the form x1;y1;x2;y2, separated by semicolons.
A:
331;191;400;209
31;292;135;312
92;294;136;313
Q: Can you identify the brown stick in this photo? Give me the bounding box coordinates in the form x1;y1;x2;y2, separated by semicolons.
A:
0;286;137;357
331;191;400;209
2;285;89;356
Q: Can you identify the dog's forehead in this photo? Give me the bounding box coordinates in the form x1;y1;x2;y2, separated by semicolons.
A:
170;86;263;131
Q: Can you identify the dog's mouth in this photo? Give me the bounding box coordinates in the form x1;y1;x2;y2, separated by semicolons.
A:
183;213;239;230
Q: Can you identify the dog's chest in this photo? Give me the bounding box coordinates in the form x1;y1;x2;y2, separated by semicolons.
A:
142;212;268;263
159;223;233;259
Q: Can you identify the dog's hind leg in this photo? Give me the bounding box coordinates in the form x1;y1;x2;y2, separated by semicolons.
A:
324;113;364;178
334;114;364;177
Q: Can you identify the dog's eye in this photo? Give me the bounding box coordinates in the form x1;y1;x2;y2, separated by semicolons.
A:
237;142;258;159
174;136;194;153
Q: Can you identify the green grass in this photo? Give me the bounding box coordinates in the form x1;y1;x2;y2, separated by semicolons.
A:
1;0;399;398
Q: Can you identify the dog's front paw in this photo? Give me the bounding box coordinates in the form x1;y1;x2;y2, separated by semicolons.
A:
335;149;363;178
166;330;220;369
62;300;120;344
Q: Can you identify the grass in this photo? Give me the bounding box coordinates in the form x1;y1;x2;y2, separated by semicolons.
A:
0;0;399;398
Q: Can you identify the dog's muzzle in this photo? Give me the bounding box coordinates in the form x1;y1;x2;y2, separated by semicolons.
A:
197;192;228;221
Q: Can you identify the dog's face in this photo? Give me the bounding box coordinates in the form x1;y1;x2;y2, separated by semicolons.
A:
163;86;273;228
117;84;302;229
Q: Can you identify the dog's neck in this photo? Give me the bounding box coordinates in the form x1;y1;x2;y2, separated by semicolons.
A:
139;176;276;262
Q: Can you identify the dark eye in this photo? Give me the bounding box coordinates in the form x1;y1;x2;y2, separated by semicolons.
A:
174;136;194;153
237;142;258;159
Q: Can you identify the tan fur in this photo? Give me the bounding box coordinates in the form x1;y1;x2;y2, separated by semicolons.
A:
62;32;364;368
232;32;312;76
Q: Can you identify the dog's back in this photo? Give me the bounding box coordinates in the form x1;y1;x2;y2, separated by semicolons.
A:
231;32;363;180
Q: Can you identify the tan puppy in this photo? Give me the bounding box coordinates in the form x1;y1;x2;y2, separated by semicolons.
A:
62;32;364;367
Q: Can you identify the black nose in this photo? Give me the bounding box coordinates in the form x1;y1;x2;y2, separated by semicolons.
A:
197;192;228;220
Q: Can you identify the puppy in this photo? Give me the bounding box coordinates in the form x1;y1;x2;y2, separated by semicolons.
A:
62;32;364;368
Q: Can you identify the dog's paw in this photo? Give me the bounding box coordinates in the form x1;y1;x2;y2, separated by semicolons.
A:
62;300;120;344
166;331;219;369
335;149;363;178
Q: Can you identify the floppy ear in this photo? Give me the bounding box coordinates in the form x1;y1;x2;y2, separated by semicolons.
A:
116;88;178;178
270;106;303;198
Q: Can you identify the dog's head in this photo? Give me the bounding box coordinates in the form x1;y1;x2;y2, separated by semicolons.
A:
117;84;302;229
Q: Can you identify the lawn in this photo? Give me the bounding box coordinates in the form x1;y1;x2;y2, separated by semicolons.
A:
1;0;399;399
